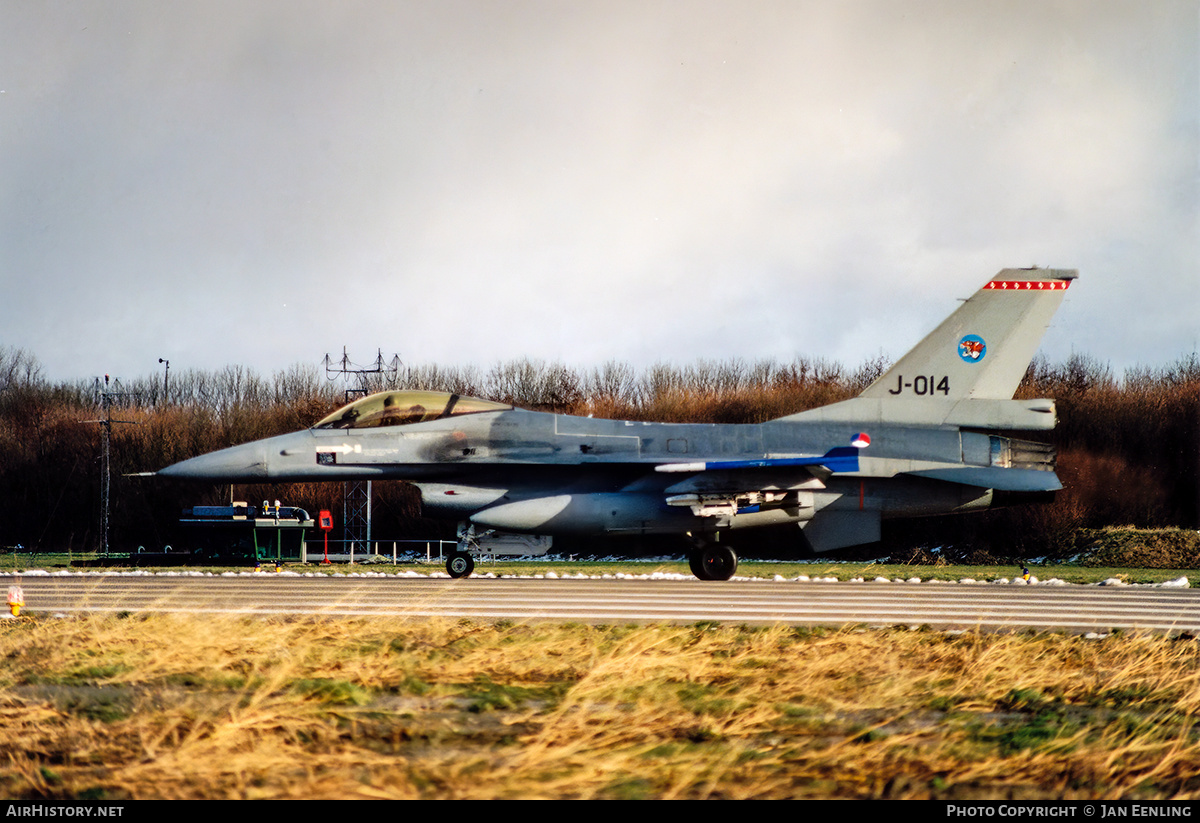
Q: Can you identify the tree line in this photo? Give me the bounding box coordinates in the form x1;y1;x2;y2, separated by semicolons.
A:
0;346;1195;557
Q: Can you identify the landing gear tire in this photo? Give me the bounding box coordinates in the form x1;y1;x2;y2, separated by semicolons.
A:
447;552;475;579
694;544;737;581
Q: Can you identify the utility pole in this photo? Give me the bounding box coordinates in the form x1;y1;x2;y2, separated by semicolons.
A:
322;348;400;556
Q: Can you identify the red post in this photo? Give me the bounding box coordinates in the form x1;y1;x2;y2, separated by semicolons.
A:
318;510;333;564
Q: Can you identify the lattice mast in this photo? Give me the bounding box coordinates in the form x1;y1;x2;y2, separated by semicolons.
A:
86;376;141;554
322;349;400;554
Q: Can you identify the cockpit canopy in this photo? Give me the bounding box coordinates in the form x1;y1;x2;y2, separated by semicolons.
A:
313;391;512;430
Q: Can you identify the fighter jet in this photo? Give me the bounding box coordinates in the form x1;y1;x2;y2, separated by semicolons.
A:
159;268;1075;579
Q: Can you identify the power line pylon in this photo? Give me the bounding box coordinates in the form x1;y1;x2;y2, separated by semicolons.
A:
322;349;400;555
85;375;141;554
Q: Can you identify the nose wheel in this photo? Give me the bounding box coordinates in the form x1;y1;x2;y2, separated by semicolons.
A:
447;552;475;579
688;543;737;580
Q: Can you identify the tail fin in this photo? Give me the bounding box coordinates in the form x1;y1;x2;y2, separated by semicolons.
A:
859;268;1077;401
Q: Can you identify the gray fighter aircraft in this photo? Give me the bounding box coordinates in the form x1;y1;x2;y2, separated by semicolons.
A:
160;268;1076;579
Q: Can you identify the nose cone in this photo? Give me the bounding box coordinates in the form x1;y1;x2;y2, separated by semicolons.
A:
159;440;269;481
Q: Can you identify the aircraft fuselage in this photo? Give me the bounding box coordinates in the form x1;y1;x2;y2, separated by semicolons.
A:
159;404;1046;541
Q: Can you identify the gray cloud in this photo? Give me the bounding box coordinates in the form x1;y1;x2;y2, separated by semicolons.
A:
1;0;1195;383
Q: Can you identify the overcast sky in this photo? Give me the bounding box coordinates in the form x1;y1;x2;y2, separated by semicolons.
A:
2;0;1196;385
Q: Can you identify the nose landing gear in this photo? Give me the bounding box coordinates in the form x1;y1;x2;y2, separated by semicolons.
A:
446;551;475;579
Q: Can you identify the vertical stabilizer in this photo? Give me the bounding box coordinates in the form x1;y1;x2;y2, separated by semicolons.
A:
859;268;1076;401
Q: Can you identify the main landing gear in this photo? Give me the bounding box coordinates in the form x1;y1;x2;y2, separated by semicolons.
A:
688;542;738;581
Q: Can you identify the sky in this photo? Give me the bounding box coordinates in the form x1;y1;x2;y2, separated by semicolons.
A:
1;0;1197;385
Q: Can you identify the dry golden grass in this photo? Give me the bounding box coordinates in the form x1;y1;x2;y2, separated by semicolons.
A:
2;615;1200;799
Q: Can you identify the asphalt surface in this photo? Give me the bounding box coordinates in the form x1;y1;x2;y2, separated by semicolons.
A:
5;572;1200;633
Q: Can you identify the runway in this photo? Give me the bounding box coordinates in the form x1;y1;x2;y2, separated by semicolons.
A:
6;572;1200;633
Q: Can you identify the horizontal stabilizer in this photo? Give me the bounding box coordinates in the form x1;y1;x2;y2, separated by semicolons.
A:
655;446;860;475
905;467;1063;492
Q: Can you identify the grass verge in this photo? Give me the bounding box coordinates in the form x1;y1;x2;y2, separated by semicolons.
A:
2;614;1200;799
